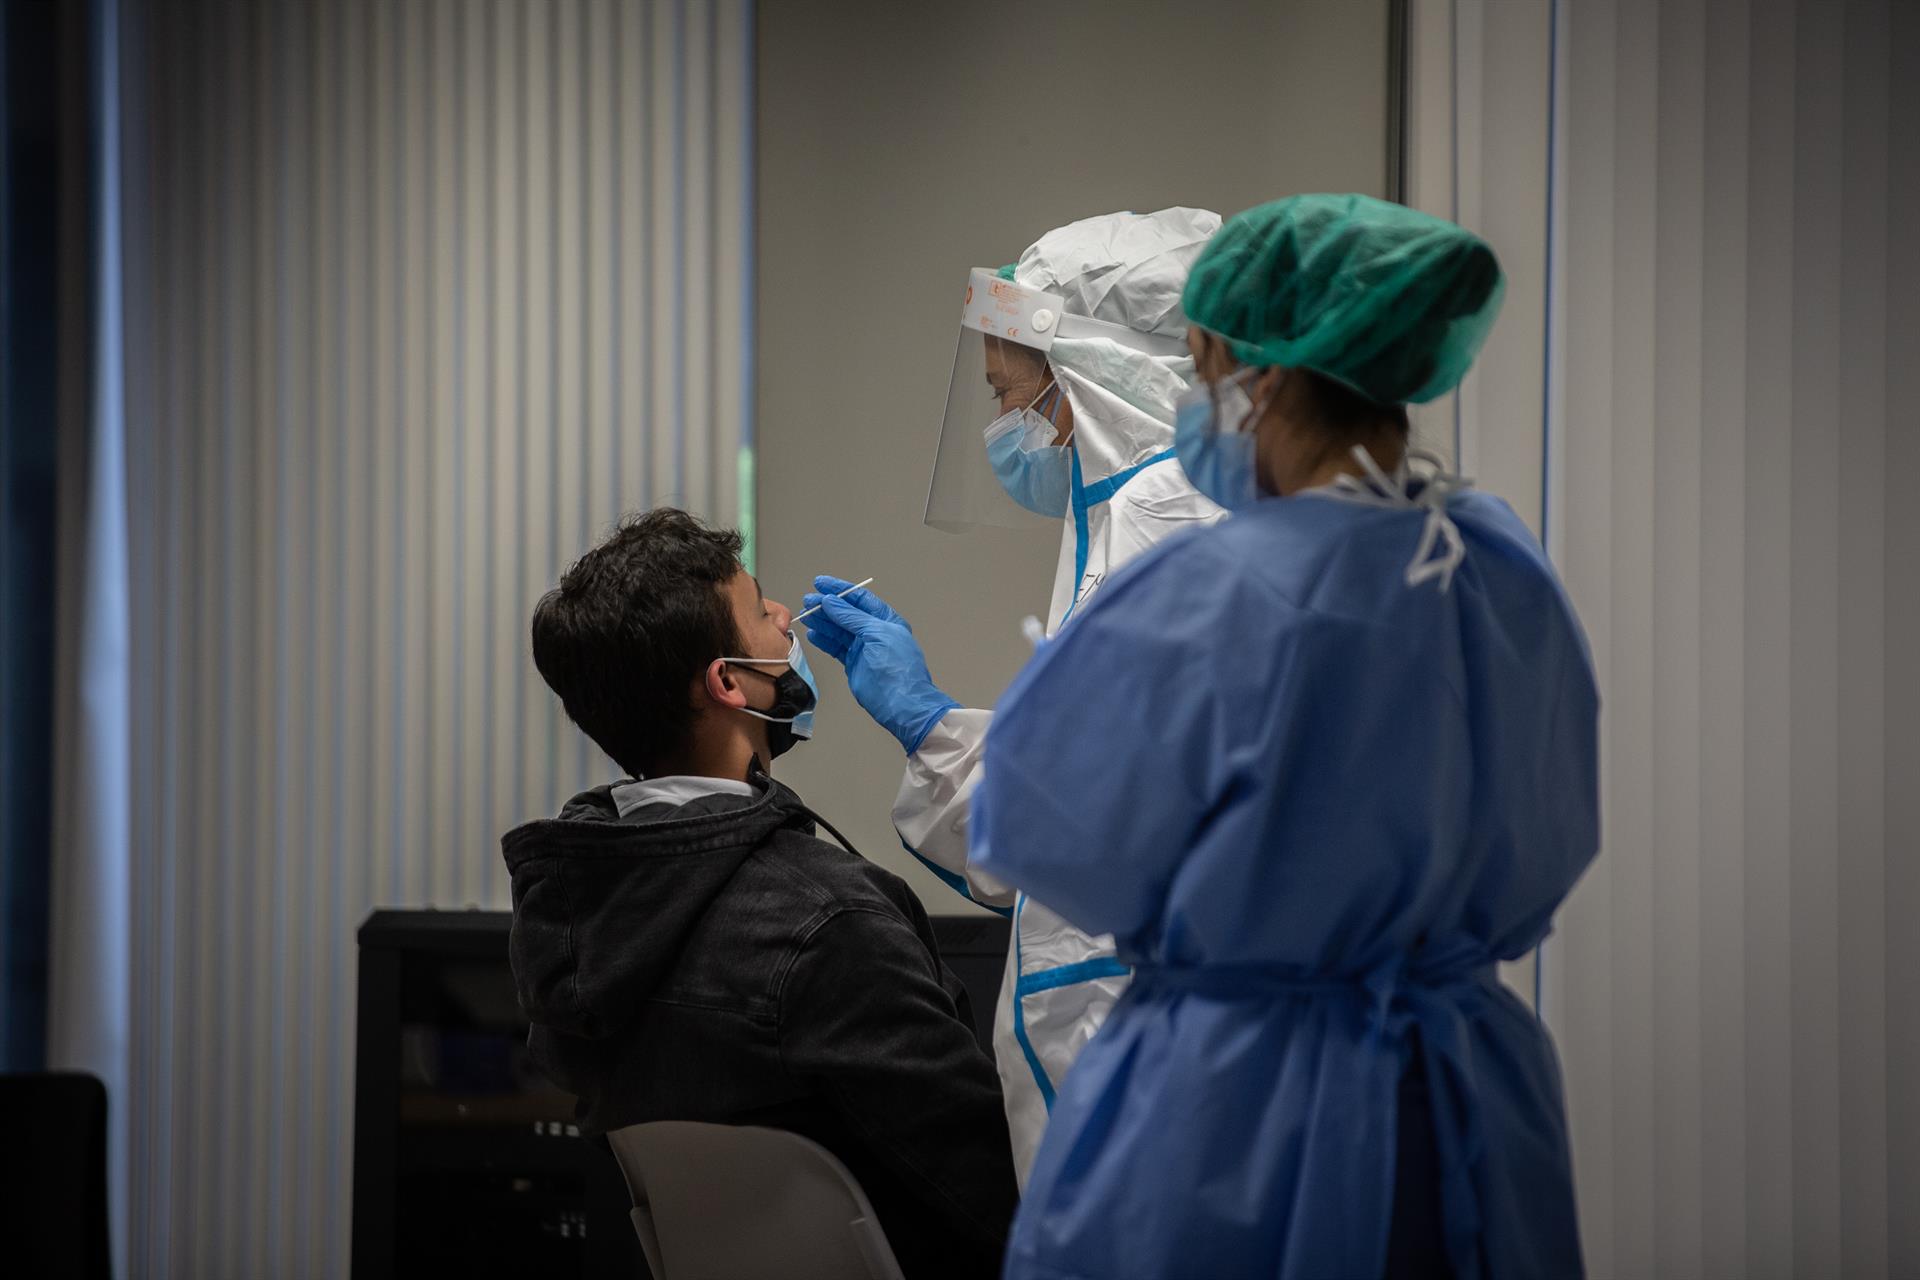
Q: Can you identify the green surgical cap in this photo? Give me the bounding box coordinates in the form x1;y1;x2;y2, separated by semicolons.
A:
996;262;1018;280
1181;194;1505;405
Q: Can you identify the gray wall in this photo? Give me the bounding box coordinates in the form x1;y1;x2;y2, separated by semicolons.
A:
757;0;1393;905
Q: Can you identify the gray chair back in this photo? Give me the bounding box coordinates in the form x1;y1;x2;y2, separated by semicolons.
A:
605;1121;906;1280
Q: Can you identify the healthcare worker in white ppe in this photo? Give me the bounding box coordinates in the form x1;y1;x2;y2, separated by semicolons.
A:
800;208;1224;1180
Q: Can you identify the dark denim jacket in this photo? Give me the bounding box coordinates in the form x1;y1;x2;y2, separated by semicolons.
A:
501;777;1017;1280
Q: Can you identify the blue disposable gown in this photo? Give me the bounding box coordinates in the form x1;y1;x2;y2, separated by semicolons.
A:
971;486;1599;1280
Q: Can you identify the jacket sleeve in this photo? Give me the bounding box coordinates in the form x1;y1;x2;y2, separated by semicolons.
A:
891;708;1017;912
776;904;1019;1255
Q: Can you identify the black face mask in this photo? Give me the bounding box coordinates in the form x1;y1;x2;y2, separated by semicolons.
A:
754;667;816;760
722;632;819;761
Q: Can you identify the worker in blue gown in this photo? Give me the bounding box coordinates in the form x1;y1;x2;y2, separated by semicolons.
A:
970;194;1600;1280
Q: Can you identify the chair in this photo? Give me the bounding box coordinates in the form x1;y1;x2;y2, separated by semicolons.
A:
605;1121;906;1280
0;1072;111;1280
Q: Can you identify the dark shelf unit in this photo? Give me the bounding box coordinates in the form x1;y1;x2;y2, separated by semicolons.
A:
351;906;1009;1280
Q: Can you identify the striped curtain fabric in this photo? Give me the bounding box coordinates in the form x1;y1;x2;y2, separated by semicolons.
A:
1554;0;1918;1275
110;1;752;1274
1419;1;1920;1276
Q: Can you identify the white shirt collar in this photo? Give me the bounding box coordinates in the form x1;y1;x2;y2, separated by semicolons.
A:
609;774;757;818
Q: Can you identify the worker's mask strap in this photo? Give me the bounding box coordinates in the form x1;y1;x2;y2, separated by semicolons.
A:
1334;446;1472;592
1209;366;1270;438
1030;377;1065;426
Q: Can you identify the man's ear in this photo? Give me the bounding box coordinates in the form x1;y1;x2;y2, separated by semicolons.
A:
701;658;748;710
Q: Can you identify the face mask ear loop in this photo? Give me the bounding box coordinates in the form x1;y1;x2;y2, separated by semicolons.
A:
1032;374;1073;446
1031;376;1061;422
1206;365;1277;439
1200;366;1249;437
1239;367;1282;438
720;632;801;723
1348;440;1402;498
725;673;800;727
720;629;798;669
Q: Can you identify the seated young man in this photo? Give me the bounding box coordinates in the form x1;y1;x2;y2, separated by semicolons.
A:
502;508;1017;1279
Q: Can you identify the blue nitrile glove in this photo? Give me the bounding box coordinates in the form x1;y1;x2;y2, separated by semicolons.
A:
800;575;961;755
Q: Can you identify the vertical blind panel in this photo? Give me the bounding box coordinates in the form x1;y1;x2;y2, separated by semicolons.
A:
1785;5;1846;1275
1427;0;1917;1275
117;1;753;1274
1694;0;1752;1269
1647;1;1705;1272
1743;1;1798;1268
1556;0;1621;1263
1404;0;1550;1007
1835;4;1893;1275
1886;5;1920;1269
1538;0;1917;1275
1454;0;1551;530
1607;1;1661;1270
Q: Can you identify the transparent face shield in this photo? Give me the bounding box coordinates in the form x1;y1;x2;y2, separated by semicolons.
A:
923;269;1071;532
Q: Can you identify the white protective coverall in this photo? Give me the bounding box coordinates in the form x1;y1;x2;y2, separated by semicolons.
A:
898;208;1225;1180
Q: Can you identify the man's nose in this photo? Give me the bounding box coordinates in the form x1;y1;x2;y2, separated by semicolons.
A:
769;599;793;632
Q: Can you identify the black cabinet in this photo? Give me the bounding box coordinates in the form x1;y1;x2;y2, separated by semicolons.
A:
350;907;1009;1279
350;910;627;1279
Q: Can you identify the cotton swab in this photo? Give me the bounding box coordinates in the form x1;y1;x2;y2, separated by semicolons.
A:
794;579;879;621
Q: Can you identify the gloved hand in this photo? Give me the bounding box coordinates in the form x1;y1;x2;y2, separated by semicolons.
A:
800;575;960;755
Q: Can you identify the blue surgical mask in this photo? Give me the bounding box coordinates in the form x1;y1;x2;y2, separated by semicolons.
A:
1173;368;1267;512
985;381;1071;517
722;631;817;758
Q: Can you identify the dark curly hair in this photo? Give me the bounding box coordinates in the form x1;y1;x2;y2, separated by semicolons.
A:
531;508;745;778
